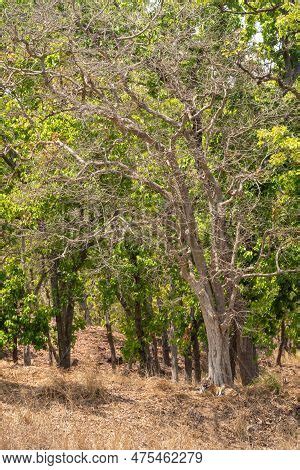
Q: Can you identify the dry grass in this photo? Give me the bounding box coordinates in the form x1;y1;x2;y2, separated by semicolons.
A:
0;327;299;450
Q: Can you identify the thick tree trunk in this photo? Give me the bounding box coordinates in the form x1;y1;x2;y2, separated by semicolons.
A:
182;275;233;385
230;323;258;385
23;345;31;366
184;345;193;383
105;308;117;370
169;323;179;382
161;329;171;367
12;337;18;363
233;294;259;385
56;299;74;369
206;317;233;386
236;330;258;385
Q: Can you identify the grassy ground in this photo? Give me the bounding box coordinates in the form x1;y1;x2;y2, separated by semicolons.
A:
0;327;298;450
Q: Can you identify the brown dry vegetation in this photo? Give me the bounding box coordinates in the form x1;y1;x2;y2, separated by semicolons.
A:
0;327;299;450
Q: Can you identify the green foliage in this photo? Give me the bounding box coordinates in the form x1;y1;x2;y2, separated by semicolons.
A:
0;0;298;373
0;260;50;349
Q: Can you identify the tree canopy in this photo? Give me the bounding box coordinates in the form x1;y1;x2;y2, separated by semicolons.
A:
0;0;298;386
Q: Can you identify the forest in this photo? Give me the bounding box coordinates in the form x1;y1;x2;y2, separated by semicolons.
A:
0;0;299;451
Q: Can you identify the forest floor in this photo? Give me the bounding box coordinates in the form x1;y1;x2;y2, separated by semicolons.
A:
0;326;299;450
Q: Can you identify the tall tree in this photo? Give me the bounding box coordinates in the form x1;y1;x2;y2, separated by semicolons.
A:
1;0;298;384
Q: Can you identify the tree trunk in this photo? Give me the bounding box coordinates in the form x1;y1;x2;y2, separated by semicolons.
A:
182;275;233;386
206;317;233;386
48;342;53;365
190;308;201;383
191;332;201;384
276;318;286;367
161;329;171;367
134;302;147;366
229;323;237;381
47;333;59;366
80;294;91;326
169;324;178;382
151;335;161;375
184;345;193;383
12;336;18;363
50;260;74;369
23;345;31;366
233;294;259;385
236;331;258;385
134;302;153;374
105;308;117;370
56;299;74;369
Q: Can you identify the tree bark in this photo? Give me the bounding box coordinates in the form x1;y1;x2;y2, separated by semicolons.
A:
48;341;53;366
184;345;193;383
151;335;161;375
229;323;238;381
233;293;259;385
56;299;74;369
161;329;171;367
134;302;147;365
236;330;258;385
12;336;18;363
50;261;74;369
206;317;233;386
169;323;179;382
134;301;153;374
105;308;117;370
23;345;31;366
181;270;233;386
190;308;201;383
47;333;59;365
191;333;201;384
276;318;286;367
80;293;91;326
